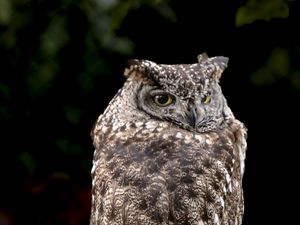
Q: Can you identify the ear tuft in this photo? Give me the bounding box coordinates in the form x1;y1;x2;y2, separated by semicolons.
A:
126;59;140;66
212;56;229;81
197;52;209;63
124;59;140;77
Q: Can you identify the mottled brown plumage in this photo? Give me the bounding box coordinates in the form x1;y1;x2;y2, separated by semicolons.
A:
90;53;247;225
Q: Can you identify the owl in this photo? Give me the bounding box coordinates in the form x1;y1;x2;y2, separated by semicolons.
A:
90;53;247;225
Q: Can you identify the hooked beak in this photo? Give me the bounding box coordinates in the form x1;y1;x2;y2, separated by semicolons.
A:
188;101;205;129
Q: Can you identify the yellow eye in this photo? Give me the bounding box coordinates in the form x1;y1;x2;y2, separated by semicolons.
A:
201;95;211;104
153;94;174;107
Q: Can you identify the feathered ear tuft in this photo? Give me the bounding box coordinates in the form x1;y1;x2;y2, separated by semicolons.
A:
198;53;229;82
213;56;229;68
211;56;229;81
197;54;229;82
124;59;140;77
126;59;140;66
197;52;209;63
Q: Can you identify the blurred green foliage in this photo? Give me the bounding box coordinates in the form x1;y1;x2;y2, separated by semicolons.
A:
236;0;300;90
249;45;300;89
0;0;174;173
0;1;175;224
0;0;298;185
0;0;174;96
236;0;289;27
251;47;290;85
0;0;12;25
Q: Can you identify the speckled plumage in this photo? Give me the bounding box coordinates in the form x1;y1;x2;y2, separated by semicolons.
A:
90;53;247;225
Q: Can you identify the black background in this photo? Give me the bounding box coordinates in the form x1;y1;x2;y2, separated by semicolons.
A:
1;1;299;224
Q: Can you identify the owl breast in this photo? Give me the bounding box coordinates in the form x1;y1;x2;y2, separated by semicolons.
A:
91;117;246;225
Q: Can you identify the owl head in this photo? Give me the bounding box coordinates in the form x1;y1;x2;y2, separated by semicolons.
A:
123;53;234;133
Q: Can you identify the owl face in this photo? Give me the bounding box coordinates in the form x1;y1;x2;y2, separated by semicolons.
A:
137;83;226;132
125;53;232;133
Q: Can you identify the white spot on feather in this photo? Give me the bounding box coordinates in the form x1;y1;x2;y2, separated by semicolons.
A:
194;134;202;142
235;180;239;187
101;125;108;133
213;213;220;225
112;121;120;131
219;197;225;208
145;121;155;129
205;137;212;145
228;182;232;193
225;169;231;185
197;220;205;225
91;160;98;174
135;121;144;127
223;185;227;194
176;132;183;139
162;133;169;139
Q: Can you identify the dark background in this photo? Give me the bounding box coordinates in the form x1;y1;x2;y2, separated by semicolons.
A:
0;0;299;224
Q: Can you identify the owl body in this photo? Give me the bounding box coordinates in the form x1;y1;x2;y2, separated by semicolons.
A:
91;54;247;225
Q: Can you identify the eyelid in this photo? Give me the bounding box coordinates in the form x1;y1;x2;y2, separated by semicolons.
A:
149;89;171;96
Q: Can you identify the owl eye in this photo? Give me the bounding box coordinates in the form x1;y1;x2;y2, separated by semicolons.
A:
201;95;211;104
153;94;174;107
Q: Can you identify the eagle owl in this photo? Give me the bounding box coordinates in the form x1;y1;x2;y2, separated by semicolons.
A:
90;53;247;225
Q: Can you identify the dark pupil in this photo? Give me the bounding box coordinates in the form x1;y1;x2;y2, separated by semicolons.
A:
156;95;169;104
